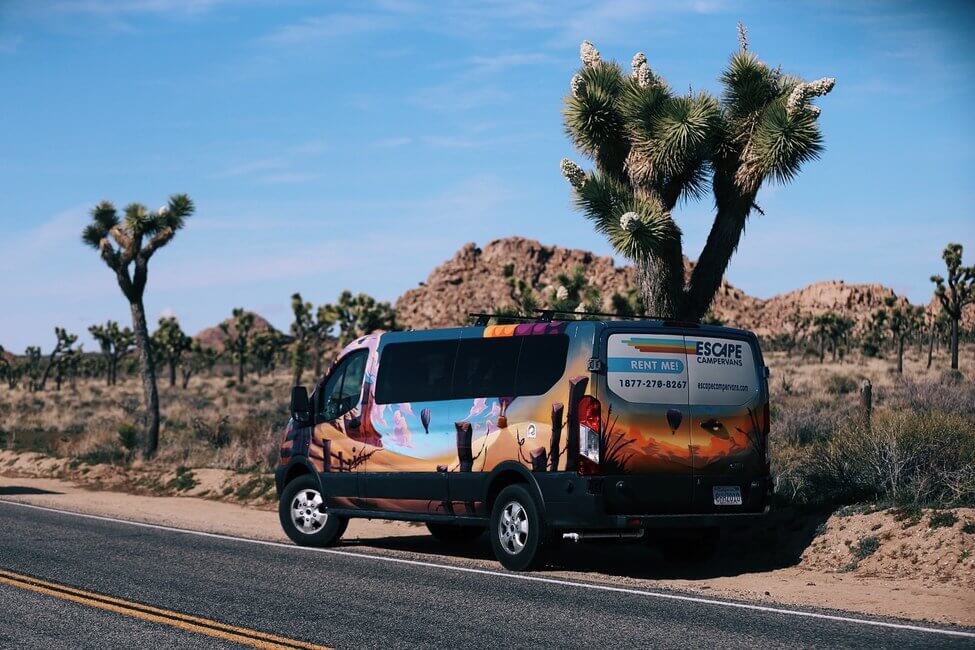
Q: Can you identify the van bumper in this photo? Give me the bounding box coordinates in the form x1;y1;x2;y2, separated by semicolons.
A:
536;473;772;531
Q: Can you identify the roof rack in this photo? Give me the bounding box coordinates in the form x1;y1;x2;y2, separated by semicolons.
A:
467;310;704;327
533;308;702;325
467;312;539;326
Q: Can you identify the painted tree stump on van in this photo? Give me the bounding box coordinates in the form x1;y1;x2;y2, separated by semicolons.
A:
455;421;474;472
549;402;564;471
565;377;589;472
321;439;331;472
530;447;547;472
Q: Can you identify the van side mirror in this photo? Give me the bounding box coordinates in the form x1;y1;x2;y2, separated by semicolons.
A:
290;386;310;424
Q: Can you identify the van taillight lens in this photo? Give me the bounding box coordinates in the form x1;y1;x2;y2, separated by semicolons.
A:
577;395;601;471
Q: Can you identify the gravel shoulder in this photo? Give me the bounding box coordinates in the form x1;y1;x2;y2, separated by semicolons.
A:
2;474;972;628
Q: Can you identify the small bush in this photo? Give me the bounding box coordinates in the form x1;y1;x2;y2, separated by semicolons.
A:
928;511;958;529
962;521;975;535
851;535;880;560
824;373;859;395
117;424;138;452
168;466;197;492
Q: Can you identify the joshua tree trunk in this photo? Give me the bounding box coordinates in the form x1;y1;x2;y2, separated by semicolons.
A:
238;355;245;384
168;359;177;388
130;298;160;458
819;335;825;363
682;174;757;322
950;318;960;370
638;248;683;319
927;330;935;369
896;336;904;374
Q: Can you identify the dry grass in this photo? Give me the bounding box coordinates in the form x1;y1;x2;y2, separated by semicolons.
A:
0;372;290;474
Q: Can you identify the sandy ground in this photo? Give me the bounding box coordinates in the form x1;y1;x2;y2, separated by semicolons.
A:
2;474;972;627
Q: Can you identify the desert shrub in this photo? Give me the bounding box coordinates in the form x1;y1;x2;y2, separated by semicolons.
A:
168;466;197;491
117;423;138;452
851;535;880;560
928;511;958;529
773;399;852;446
76;446;126;465
962;521;975;535
823;373;859;395
886;377;975;417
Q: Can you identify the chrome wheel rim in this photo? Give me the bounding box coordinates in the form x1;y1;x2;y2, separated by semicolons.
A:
290;489;327;535
498;500;529;555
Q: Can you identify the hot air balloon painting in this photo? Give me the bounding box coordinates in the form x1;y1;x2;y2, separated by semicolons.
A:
420;408;432;434
666;408;683;435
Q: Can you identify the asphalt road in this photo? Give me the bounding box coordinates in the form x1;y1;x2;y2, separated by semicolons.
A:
0;501;972;649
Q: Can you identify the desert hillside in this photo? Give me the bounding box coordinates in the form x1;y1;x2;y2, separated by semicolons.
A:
194;312;280;352
393;236;936;335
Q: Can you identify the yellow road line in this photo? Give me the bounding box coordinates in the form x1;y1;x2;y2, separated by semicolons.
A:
0;568;329;650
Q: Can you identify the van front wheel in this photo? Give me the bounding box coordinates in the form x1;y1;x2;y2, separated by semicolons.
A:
279;474;347;547
489;485;547;571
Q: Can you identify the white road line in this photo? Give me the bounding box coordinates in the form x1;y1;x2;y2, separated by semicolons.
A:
2;499;973;640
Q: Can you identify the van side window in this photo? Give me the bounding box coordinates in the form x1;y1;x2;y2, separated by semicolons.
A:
375;340;458;404
317;349;368;421
452;337;521;399
516;334;569;396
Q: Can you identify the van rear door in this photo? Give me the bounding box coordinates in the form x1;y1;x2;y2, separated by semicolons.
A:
597;330;694;513
684;334;767;513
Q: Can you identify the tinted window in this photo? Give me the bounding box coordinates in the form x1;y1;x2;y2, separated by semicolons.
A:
375;340;458;404
452;337;521;399
317;349;368;420
516;334;569;396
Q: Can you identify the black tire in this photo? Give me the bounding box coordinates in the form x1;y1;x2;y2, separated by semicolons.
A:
489;484;548;571
426;522;484;545
278;474;348;547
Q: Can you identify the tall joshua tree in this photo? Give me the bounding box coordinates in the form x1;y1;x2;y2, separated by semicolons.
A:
82;194;195;457
153;316;192;388
931;243;974;371
37;327;78;391
874;297;924;374
561;25;834;320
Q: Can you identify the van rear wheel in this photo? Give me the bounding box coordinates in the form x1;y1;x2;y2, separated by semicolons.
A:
426;522;483;545
489;484;548;571
279;474;347;547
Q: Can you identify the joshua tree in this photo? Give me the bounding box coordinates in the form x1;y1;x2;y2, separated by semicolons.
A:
331;291;396;347
873;297;924;374
81;194;195;457
180;340;218;389
547;265;602;315
251;329;283;377
783;305;811;357
221;308;255;384
813;312;853;362
23;346;42;391
561;26;834;320
37;327;78;391
931;243;974;370
926;309;950;369
153;317;192;388
89;320;134;386
290;293;338;382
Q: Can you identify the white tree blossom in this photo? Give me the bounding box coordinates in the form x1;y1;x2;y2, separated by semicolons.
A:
580;40;601;68
631;52;653;88
570;73;584;98
737;21;748;51
556;285;569;301
786;77;836;115
620;211;641;232
560;158;587;190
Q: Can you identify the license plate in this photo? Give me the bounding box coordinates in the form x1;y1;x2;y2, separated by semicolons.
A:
713;485;742;506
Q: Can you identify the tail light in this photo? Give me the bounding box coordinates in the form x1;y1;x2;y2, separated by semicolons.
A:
577;395;601;474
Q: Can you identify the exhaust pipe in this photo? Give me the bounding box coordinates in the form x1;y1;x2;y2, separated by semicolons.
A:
562;530;645;542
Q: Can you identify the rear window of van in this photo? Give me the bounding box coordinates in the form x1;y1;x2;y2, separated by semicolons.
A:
375;334;569;404
606;333;760;406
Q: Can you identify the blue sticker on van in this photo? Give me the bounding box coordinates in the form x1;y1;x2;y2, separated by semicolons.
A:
608;357;686;374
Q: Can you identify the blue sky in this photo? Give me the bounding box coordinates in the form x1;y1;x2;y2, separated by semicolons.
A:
1;0;973;353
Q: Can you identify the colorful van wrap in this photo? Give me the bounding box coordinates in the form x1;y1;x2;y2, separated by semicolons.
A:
278;319;769;518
